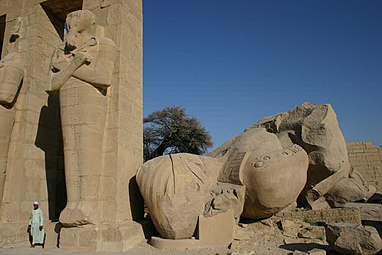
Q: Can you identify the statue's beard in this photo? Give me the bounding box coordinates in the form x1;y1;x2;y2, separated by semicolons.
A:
64;32;81;51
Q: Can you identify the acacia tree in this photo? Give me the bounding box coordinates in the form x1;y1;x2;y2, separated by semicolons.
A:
143;106;213;161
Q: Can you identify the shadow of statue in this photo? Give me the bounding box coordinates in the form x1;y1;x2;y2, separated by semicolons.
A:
35;94;66;222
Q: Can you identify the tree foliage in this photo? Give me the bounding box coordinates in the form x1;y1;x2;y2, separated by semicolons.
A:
143;106;213;161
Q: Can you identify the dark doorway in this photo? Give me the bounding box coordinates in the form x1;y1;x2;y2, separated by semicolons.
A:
0;15;6;58
40;0;83;40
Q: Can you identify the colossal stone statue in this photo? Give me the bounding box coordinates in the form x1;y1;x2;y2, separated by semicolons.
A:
252;102;375;207
48;10;117;226
137;102;375;241
0;17;24;204
137;154;226;239
211;128;309;219
137;128;309;239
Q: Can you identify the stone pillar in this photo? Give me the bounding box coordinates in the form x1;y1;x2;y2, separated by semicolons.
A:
0;0;144;251
58;0;145;251
0;0;63;247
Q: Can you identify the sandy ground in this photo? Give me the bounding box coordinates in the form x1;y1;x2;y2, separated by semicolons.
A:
0;219;331;255
0;243;230;255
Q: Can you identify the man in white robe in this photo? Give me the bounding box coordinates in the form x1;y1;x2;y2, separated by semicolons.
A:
27;202;45;248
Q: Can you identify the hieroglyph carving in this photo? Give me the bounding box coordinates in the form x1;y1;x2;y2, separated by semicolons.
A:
0;17;24;204
48;10;117;226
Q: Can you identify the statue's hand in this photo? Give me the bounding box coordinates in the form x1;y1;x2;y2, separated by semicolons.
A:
72;52;91;67
51;48;70;72
51;58;70;72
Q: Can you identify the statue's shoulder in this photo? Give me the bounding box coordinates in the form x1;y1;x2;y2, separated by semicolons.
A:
98;37;117;49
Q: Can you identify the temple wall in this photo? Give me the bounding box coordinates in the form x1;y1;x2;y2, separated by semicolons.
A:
347;142;382;192
0;0;143;251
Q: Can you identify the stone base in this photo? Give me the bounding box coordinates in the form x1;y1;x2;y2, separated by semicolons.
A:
149;210;234;250
59;221;145;252
0;221;58;249
0;223;27;248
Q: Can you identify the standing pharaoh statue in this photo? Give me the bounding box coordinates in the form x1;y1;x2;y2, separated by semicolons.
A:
48;10;117;225
0;17;24;205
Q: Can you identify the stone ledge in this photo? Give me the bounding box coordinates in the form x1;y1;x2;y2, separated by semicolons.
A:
276;208;362;225
59;221;145;252
149;210;234;250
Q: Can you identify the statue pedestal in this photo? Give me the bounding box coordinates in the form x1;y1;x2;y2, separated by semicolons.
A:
149;210;234;250
59;221;145;252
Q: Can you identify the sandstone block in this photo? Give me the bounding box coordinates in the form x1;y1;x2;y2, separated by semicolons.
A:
298;226;326;241
325;223;382;255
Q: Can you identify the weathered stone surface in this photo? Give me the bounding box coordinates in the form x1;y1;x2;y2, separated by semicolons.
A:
0;0;144;252
341;203;382;222
137;102;376;247
325;223;382;255
292;249;326;255
298;226;326;241
137;128;309;240
308;249;326;255
48;9;117;227
149;209;234;250
212;128;309;219
325;170;376;207
347;142;382;192
0;16;24;205
136;153;224;239
240;143;309;219
253;102;374;207
253;103;349;172
205;182;245;223
279;219;310;238
309;197;331;211
277;207;362;225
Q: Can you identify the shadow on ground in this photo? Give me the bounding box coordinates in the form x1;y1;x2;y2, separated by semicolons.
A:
279;243;331;253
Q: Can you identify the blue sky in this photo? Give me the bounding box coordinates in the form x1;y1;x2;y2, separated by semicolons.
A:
143;0;382;149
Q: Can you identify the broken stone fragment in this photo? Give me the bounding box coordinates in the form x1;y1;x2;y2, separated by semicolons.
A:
325;223;382;255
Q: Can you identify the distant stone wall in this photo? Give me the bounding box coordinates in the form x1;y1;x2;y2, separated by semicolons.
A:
277;208;362;225
347;142;382;192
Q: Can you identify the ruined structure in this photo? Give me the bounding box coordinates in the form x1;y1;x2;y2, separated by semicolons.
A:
347;142;382;192
0;1;144;251
210;128;309;219
251;102;375;208
0;0;378;252
137;102;375;248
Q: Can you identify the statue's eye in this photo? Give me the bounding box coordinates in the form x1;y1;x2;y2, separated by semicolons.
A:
263;156;270;160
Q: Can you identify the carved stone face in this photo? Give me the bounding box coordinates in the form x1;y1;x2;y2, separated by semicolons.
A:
64;32;80;51
240;144;309;219
64;11;95;50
